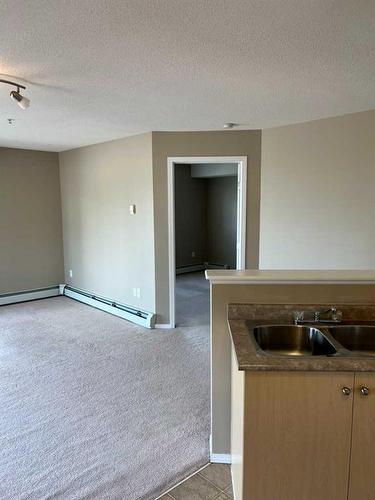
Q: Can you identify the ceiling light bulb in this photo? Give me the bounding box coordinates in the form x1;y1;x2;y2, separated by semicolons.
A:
223;122;236;129
18;96;30;110
10;90;30;109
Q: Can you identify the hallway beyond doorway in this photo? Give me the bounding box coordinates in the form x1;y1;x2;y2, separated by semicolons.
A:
175;272;209;328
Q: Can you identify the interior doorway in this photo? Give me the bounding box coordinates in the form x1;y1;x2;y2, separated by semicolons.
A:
167;156;247;328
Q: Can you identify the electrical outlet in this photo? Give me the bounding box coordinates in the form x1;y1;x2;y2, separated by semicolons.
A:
69;269;73;278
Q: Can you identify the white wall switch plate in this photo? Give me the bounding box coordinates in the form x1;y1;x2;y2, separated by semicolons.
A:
129;204;136;215
69;269;73;278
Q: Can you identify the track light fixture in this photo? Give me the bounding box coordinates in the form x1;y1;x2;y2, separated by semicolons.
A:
0;79;30;109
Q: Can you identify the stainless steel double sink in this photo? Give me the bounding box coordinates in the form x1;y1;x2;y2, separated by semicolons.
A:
252;324;375;357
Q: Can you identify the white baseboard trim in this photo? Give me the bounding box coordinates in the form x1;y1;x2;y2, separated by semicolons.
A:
0;286;60;306
155;323;174;329
231;467;237;500
210;453;231;464
63;285;156;329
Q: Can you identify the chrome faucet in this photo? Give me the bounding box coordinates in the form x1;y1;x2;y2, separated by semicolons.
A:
314;306;338;322
293;306;342;325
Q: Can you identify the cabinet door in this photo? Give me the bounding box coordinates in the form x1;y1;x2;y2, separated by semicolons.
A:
243;372;354;500
348;372;375;500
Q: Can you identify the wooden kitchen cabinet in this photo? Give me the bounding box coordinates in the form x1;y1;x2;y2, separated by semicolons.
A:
232;368;375;500
231;338;375;500
240;371;354;500
348;372;375;500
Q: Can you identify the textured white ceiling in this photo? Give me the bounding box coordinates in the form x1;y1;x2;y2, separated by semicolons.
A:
0;0;374;152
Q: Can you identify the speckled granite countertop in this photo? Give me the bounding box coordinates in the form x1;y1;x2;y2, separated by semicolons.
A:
228;303;375;371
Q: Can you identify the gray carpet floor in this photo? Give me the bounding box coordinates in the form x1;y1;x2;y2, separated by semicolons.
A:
0;273;210;500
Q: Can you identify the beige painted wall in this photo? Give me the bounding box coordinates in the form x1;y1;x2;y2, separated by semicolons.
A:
211;283;375;455
0;148;64;293
207;176;237;269
260;110;375;269
175;164;208;268
59;133;156;312
152;130;262;323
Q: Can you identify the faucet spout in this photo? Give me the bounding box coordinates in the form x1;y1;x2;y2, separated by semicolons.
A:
314;306;337;322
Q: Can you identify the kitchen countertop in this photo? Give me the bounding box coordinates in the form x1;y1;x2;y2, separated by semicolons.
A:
206;269;375;285
228;303;375;372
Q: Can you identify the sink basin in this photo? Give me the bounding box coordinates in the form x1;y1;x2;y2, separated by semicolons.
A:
327;326;375;355
252;325;337;356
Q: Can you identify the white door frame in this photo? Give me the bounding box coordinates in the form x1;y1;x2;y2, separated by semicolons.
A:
167;156;247;328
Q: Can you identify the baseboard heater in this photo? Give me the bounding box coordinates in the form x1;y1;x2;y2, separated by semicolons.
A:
176;262;230;275
62;285;156;329
205;262;230;270
0;284;155;329
0;285;60;306
176;264;206;275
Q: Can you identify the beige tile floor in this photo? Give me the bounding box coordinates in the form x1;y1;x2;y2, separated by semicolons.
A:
159;463;233;500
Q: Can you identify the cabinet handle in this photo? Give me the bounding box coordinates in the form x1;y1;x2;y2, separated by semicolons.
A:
342;387;351;396
360;386;369;396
